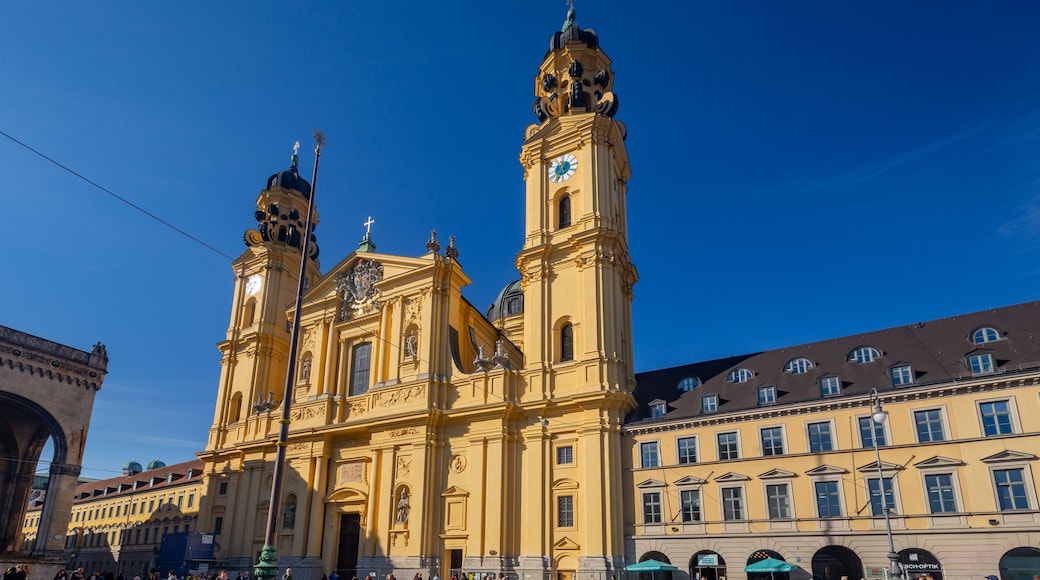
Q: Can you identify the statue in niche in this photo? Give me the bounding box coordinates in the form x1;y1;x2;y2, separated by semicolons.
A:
405;330;418;358
396;488;410;524
282;498;296;529
300;358;311;382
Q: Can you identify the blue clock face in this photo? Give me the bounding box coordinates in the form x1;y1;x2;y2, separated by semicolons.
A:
549;154;578;183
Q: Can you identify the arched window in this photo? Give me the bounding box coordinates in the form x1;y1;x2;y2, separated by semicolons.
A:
678;377;700;392
560;323;574;362
972;327;1000;344
228;393;242;424
559;195;572;228
847;346;881;364
241;298;256;327
726;368;754;383
784;357;814;374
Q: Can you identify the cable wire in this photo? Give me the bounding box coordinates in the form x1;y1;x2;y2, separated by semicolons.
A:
0;129;234;262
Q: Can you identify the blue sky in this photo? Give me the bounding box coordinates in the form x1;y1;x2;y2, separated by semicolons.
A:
3;1;1039;478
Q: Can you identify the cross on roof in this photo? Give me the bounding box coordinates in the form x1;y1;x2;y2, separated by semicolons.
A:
364;216;375;234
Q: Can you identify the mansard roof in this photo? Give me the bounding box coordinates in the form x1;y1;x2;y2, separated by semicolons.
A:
629;300;1040;422
72;459;204;502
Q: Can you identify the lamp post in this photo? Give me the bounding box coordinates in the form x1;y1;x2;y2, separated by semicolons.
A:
868;388;901;580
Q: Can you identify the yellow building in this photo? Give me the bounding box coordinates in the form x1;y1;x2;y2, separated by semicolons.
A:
21;459;204;577
625;303;1040;580
197;7;634;580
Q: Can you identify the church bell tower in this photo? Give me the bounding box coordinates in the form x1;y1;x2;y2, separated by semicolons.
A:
518;7;638;397
515;7;638;577
206;146;322;449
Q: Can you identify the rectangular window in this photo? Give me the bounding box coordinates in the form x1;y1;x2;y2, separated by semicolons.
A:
760;427;785;456
890;365;913;385
218;482;228;495
758;385;776;405
722;487;744;521
144;528;150;544
149;499;155;512
642;492;662;524
925;473;957;513
214;516;224;536
867;477;896;516
914;409;946;442
820;376;841;396
173;525;179;533
702;394;718;413
814;481;842;518
130;502;136;516
680;489;701;522
808;422;834;452
980;401;1013;436
969;353;994;374
859;416;888;448
640;442;660;468
349;342;373;396
650;402;666;418
557;446;574;465
177;494;183;508
717;432;739;461
766;483;791;519
677;437;698;464
188;492;195;508
994;469;1029;511
557;495;574;527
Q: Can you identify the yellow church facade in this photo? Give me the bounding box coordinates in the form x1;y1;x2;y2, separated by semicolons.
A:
197;9;634;580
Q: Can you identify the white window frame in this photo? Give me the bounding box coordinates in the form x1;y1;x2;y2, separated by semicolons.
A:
640;440;660;468
678;377;700;392
727;367;754;383
865;475;901;516
820;375;841;396
857;413;889;448
556;445;575;465
972;327;1001;344
784;357;814;374
716;431;741;461
764;481;793;520
969;352;995;375
720;485;746;521
912;406;949;443
811;478;846;519
977;396;1018;437
642;491;663;524
890;364;913;385
848;346;881;364
758;385;777;405
702;394;719;413
806;419;837;453
676;436;698;465
991;466;1033;511
679;487;702;523
919;470;962;514
759;425;786;457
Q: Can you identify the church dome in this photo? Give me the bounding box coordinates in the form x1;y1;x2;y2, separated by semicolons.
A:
146;458;167;470
122;460;143;475
487;279;524;321
549;8;599;52
266;165;311;199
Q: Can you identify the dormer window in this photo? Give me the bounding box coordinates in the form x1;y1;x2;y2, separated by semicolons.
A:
784;358;814;374
890;364;913;385
649;400;666;418
820;376;841;396
847;346;881;364
727;368;754;383
758;385;777;405
678;377;700;392
972;327;1000;344
969;353;994;375
702;394;719;413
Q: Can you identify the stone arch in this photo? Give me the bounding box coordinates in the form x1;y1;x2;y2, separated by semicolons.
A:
638;552;674;580
999;547;1040;580
811;546;863;580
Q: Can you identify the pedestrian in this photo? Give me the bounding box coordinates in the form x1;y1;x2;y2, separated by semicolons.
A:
329;572;338;580
55;570;68;580
282;570;293;580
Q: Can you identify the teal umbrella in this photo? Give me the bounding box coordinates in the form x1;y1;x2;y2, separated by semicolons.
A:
626;559;679;580
745;558;794;580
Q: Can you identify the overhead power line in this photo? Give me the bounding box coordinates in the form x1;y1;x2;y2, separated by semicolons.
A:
0;129;234;261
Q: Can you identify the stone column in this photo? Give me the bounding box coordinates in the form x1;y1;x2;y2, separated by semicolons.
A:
35;462;82;553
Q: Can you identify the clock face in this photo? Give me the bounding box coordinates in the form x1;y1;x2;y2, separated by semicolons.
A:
245;274;263;296
548;154;578;183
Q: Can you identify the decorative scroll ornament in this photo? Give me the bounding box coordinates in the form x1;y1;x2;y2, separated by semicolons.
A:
337;258;384;319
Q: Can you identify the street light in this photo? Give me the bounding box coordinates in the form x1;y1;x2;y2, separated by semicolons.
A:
868;388;901;579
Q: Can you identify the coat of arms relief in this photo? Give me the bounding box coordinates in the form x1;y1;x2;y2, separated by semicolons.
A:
337;258;384;320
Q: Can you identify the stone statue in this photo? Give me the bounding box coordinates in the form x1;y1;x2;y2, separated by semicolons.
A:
396;488;410;524
300;359;311;382
405;330;418;358
282;499;296;529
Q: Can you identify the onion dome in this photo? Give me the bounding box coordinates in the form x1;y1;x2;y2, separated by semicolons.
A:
266;163;311;199
122;459;143;476
487;279;524;321
146;458;167;470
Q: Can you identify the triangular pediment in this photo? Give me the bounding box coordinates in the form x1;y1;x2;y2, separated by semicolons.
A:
649;398;666;405
758;468;798;480
553;536;580;550
714;472;750;482
636;478;667;489
857;460;904;473
441;486;470;498
301;251;452;311
913;456;966;468
981;450;1038;464
673;475;706;486
805;465;848;476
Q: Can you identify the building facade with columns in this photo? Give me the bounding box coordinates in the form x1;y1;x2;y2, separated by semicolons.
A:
196;8;634;580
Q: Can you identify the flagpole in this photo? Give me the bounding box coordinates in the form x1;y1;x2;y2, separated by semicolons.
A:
254;129;326;580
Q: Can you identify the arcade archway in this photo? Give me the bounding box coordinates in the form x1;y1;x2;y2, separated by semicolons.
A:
812;546;863;580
